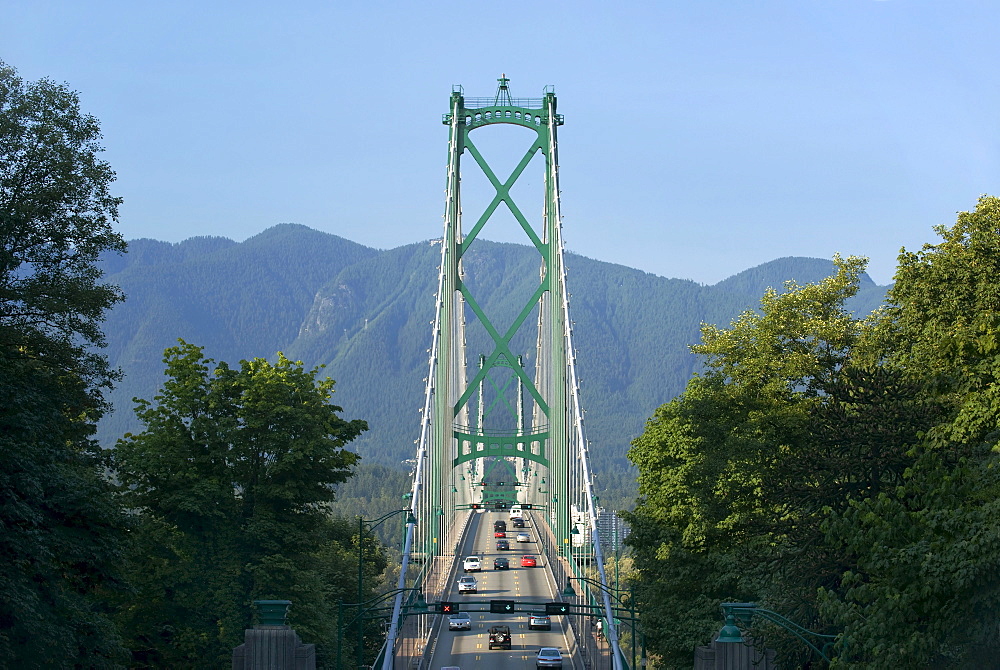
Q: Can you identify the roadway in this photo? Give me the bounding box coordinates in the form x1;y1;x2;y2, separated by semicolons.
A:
428;510;574;670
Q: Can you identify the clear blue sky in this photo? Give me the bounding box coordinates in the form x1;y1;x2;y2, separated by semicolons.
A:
4;0;998;285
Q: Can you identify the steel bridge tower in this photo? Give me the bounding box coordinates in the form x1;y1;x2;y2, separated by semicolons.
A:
384;77;625;670
439;75;570;543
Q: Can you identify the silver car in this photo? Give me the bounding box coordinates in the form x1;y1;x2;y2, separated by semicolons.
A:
457;576;477;593
448;612;472;630
536;646;563;668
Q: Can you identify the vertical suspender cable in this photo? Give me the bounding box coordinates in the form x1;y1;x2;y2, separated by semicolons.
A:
547;94;625;670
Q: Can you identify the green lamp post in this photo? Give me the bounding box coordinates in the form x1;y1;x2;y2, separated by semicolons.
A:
337;588;427;669
565;576;642;670
715;602;839;663
356;510;417;667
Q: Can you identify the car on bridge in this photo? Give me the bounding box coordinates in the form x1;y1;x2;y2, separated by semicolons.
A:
463;556;481;572
535;647;563;668
494;557;510;570
447;612;472;630
494;519;507;532
528;613;551;630
488;625;512;650
512;517;526;528
496;539;510;550
516;532;531;542
520;555;537;567
494;530;506;538
457;576;477;593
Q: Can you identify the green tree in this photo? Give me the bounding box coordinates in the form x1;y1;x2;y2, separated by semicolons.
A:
816;196;1000;668
624;257;931;667
113;340;372;667
0;61;129;667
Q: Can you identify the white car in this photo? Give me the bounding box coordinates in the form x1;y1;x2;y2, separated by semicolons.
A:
447;612;472;630
516;532;531;542
463;556;481;572
457;576;478;593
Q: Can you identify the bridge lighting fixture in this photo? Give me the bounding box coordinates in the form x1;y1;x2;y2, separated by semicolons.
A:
715;602;839;662
411;593;429;614
716;614;742;643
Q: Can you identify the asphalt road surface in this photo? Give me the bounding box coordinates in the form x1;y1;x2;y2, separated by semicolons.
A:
428;510;573;670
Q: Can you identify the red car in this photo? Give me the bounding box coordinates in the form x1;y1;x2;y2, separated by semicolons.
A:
494;531;506;538
520;555;537;567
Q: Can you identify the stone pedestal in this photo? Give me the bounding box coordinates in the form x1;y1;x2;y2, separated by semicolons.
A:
232;625;316;670
694;639;777;670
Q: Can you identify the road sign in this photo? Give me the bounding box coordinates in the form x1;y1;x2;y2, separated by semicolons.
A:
545;602;570;615
439;602;459;613
489;599;516;614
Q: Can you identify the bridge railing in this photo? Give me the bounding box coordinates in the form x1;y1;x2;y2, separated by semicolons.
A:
377;509;474;669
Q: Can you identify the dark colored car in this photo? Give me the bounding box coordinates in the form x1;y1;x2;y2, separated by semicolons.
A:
489;625;512;650
496;539;510;550
512;517;526;528
494;520;507;531
494;557;510;570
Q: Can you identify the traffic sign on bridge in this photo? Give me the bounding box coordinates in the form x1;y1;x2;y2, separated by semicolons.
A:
489;599;516;613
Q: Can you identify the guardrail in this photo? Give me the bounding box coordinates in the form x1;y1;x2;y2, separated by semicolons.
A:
376;509;475;669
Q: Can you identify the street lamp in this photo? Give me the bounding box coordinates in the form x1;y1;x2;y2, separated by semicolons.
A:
356;510;417;668
337;588;428;669
715;602;839;663
565;576;642;670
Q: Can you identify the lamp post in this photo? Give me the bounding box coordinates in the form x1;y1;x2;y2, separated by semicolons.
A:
715;602;839;663
356;509;417;668
564;576;640;670
336;588;428;669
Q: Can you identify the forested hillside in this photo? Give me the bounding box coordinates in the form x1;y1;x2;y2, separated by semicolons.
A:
99;226;887;507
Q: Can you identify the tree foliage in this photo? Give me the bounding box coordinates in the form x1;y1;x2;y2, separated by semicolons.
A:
628;197;1000;669
625;257;878;666
0;61;129;667
625;257;943;668
814;196;1000;668
113;340;372;667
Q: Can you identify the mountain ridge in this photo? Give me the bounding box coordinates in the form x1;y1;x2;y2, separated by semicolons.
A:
98;225;889;505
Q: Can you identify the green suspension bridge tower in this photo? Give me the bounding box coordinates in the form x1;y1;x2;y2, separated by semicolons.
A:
383;77;625;670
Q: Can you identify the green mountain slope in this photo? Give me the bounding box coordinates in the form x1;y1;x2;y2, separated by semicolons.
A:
98;226;888;506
